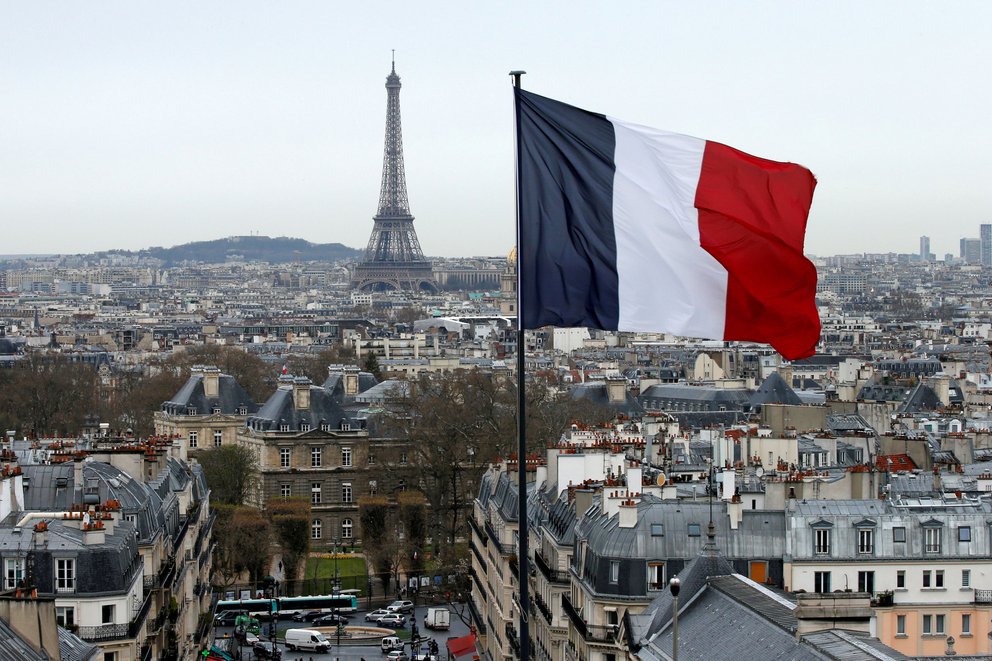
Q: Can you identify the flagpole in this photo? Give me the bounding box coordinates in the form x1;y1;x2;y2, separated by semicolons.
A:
509;69;530;661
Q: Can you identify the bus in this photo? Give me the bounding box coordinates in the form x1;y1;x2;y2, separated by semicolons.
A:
215;594;359;619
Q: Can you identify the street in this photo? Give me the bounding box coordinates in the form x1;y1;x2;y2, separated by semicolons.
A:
211;603;474;661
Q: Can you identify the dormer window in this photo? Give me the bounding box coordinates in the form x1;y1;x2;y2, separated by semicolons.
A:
237;406;248;416
300;423;311;433
212;407;221;414
815;529;831;555
279;422;290;432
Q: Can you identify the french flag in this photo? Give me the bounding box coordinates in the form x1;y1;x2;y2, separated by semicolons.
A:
515;89;820;360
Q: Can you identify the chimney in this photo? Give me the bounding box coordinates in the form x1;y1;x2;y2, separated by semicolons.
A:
573;488;596;518
779;363;794;389
618;500;638;528
626;465;643;493
292;376;311;410
200;366;221;399
727;498;743;530
33;521;47;547
344;367;360;396
535;465;547;490
605;376;626;404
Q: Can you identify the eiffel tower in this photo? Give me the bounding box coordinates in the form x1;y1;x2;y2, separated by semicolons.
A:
351;57;438;293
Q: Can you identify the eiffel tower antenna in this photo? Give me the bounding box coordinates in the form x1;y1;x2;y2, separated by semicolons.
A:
351;56;438;293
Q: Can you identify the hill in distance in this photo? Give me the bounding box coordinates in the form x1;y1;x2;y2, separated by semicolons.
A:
114;236;363;266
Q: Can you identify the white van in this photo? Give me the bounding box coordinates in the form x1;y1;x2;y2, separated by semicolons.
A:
285;628;331;653
381;635;404;652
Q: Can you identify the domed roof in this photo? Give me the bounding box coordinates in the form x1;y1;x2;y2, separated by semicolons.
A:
507;246;517;265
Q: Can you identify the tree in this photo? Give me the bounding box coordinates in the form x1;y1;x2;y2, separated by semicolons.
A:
397;491;427;572
283;345;358;385
212;504;273;588
198;444;258;505
363;352;383;381
268;497;311;585
358;496;394;592
0;351;100;436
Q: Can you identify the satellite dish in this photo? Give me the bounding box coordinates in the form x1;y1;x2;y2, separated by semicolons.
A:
756;467;765;477
657;473;667;486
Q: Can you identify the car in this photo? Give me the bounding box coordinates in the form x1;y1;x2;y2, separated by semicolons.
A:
243;631;260;646
378;614;407;628
387;600;415;614
252;641;283;660
386;651;409;661
365;609;393;622
292;609;323;622
312;613;349;626
213;609;247;626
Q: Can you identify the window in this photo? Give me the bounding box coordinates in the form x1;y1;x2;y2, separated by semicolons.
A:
279;423;290;432
814;529;830;555
237;406;248;415
936;614;945;634
342;447;352;467
369;480;378;495
311;447;322;467
923;614;932;634
105;653;118;661
935;570;944;588
300;423;311;433
896;570;906;589
400;451;408;465
924;527;941;553
647;562;665;591
342;518;353;540
4;558;24;590
814;571;831;594
311;483;322;505
896;614;906;635
213;430;222;447
687;523;701;537
188;431;198;449
320;422;330;432
610;561;620;583
55;558;75;592
923;571;932;588
857;529;874;554
280;447;291;468
55;606;74;628
959;526;972;542
962;613;972;635
280;484;291;498
892;526;906;543
857;571;874;594
102;604;115;624
650;523;665;537
311;519;322;540
963;569;971;588
368;453;376;465
342;483;353;504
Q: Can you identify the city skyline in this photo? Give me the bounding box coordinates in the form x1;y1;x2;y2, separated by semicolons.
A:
2;2;991;258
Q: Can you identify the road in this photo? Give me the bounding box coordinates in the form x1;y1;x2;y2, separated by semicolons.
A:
211;603;474;661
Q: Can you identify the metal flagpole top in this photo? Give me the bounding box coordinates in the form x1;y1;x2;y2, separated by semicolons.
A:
509;70;526;87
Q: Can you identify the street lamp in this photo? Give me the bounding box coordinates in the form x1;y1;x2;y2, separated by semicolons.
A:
669;577;681;661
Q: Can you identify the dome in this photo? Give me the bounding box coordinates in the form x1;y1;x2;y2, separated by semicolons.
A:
507;246;517;265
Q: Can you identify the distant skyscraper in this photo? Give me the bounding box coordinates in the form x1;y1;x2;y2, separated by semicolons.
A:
982;224;992;266
920;235;930;260
351;57;437;293
961;237;981;264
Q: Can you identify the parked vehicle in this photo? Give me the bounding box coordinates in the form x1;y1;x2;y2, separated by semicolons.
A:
312;613;349;626
387;600;415;614
291;609;323;622
381;636;404;652
365;609;393;622
423;607;450;630
284;628;330;653
213;609;248;626
251;641;282;660
234;614;261;634
386;651;409;661
378;613;406;628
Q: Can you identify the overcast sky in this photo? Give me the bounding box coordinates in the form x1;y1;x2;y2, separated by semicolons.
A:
2;2;990;259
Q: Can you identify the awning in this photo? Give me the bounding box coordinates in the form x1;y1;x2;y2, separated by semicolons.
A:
446;634;477;659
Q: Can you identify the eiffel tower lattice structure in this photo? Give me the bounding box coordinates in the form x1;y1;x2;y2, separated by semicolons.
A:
351;58;438;293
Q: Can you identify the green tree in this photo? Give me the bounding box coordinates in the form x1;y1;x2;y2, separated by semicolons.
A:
198;444;258;505
212;504;273;588
269;497;311;585
358;496;394;592
362;352;383;381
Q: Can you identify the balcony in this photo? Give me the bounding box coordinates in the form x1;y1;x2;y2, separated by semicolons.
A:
469;537;485;567
484;520;511;555
77;590;153;643
560;594;616;644
467;596;487;635
534;592;553;624
467;515;487;546
506;622;521;658
534;551;569;584
975;589;992;604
